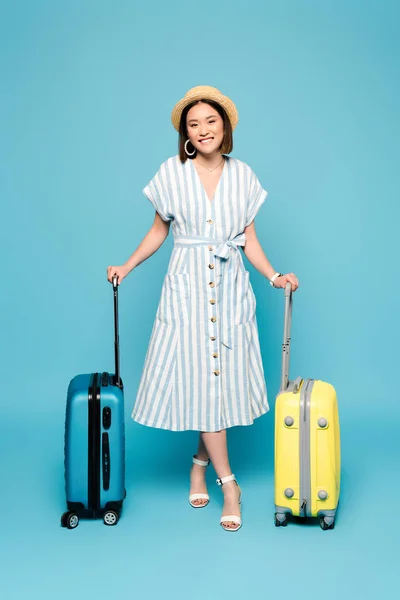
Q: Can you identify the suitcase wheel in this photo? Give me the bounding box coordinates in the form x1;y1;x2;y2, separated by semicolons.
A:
274;513;288;527
61;511;79;530
319;516;335;531
103;510;119;526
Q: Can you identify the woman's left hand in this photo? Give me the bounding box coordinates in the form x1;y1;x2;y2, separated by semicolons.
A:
274;273;299;292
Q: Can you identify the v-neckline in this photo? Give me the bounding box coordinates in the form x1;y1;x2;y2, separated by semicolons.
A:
190;155;228;204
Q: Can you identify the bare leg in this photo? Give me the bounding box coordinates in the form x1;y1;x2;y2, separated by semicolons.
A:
201;430;241;530
196;433;209;461
189;433;209;506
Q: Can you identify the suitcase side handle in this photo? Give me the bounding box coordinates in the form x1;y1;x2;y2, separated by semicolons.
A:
281;282;293;392
112;275;122;389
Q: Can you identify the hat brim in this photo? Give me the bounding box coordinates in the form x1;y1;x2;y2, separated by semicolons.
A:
171;89;238;132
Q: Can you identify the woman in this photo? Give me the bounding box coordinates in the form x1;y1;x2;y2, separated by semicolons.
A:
107;85;299;532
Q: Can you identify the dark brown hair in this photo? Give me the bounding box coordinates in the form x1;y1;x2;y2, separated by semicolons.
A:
178;99;233;162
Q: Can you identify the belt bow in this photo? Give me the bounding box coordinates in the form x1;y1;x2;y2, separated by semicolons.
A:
213;232;246;349
213;232;246;260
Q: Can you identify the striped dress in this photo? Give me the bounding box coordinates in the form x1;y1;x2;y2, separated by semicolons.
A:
131;154;270;432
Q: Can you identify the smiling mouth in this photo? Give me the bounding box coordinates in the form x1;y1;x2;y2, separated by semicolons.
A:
199;137;214;143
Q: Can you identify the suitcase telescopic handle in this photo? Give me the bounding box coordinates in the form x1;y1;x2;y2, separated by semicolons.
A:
281;282;293;392
112;275;122;388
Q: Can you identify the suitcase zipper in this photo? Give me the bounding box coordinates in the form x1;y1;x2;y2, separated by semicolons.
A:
299;379;314;518
88;373;101;517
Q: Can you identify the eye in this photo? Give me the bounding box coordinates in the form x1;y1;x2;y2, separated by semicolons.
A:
208;119;216;124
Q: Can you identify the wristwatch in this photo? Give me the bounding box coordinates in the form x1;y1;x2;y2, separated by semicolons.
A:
270;272;282;287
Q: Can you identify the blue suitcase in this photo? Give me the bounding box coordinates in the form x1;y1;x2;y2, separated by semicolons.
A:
61;276;125;529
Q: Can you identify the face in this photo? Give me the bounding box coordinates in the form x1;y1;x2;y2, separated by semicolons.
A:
186;102;224;156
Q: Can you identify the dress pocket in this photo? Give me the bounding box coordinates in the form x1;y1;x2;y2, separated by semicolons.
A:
234;270;257;325
156;273;190;327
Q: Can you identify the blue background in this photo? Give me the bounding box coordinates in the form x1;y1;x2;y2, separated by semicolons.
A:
1;0;398;598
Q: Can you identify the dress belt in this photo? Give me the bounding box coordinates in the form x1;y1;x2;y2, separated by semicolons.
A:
173;233;247;349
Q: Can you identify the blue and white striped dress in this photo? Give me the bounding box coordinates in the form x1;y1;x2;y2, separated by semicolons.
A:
131;154;270;432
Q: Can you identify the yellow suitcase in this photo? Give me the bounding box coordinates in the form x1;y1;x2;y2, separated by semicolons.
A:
274;284;341;530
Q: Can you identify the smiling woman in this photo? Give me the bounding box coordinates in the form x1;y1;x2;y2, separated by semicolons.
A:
178;98;233;163
107;84;299;533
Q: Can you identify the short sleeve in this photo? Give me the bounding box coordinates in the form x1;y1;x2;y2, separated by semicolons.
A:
142;163;173;222
245;169;268;227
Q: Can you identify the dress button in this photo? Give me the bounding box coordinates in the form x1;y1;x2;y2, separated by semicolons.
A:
210;299;216;305
207;219;214;224
209;282;215;288
208;264;215;270
208;245;214;251
212;353;218;358
210;336;216;341
211;317;217;323
214;370;220;376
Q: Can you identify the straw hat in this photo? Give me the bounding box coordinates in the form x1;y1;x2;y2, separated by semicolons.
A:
171;85;239;132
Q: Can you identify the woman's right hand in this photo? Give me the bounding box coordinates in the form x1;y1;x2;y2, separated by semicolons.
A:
107;264;129;285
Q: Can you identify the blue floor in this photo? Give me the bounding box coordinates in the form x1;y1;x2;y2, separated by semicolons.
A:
1;392;397;600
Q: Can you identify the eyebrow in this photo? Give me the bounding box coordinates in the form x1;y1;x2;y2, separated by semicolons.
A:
187;114;217;123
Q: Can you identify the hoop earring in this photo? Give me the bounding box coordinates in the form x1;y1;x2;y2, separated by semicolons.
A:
185;139;196;157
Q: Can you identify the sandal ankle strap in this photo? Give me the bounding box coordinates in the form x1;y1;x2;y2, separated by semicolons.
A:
216;474;236;486
193;455;210;467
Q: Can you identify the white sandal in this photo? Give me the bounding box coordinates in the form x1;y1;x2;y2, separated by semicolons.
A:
189;456;210;508
216;474;242;532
